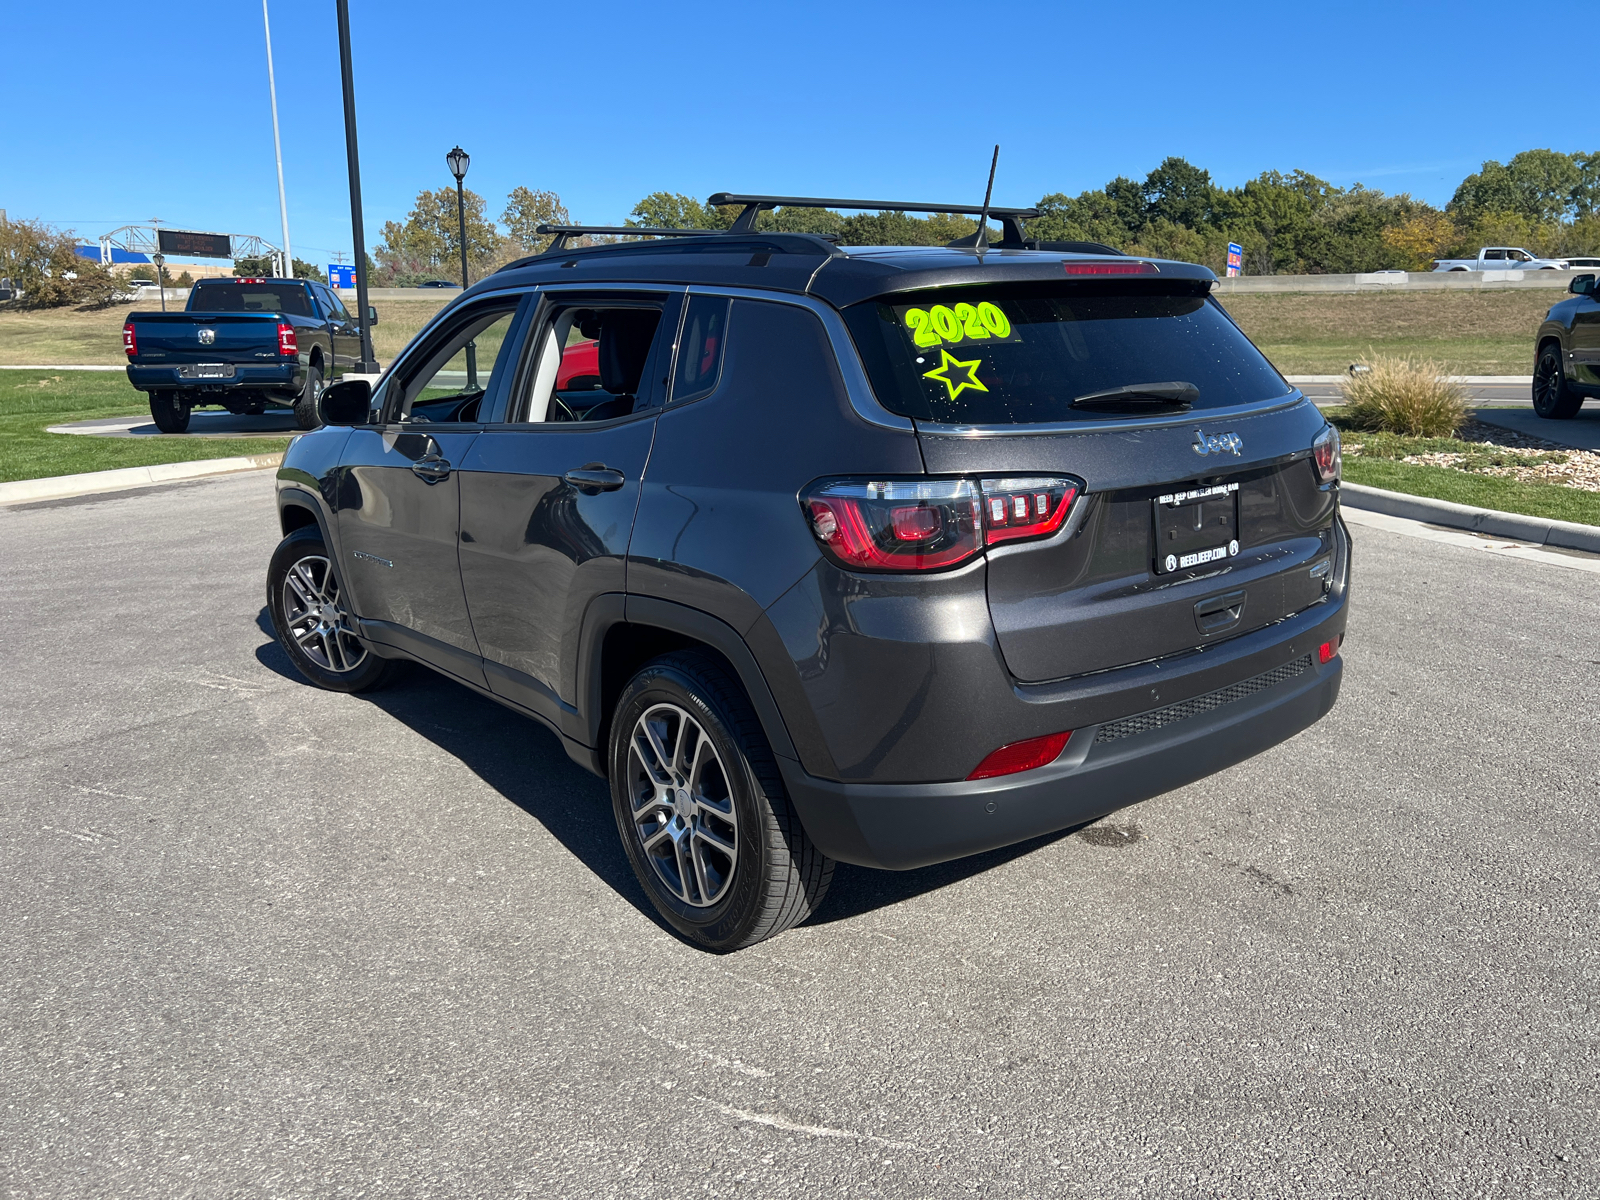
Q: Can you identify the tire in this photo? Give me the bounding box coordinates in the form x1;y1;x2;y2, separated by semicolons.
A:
266;525;395;692
609;651;833;951
292;363;323;431
149;391;190;433
1533;343;1583;419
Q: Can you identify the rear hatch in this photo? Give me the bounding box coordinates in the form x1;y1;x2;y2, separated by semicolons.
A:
841;276;1339;682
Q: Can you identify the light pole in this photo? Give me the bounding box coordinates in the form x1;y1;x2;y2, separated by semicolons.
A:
151;253;167;312
336;0;378;372
262;0;292;278
446;145;476;389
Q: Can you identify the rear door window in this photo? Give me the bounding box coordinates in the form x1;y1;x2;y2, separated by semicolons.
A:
843;282;1291;425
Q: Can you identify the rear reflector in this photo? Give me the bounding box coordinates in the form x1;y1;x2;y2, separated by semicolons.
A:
122;321;136;357
967;731;1073;781
1319;634;1343;664
277;322;298;356
1063;261;1158;275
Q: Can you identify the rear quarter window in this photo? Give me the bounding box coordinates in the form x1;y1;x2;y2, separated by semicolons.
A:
843;282;1290;425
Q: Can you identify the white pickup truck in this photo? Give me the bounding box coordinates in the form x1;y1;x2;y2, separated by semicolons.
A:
1431;246;1569;272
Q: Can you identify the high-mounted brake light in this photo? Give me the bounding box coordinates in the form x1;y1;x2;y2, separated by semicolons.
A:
967;731;1073;780
1063;261;1159;275
277;323;298;356
236;277;265;284
1312;425;1342;484
122;321;137;357
803;475;1082;572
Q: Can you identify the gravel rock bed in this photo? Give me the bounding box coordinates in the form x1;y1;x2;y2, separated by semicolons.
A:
1344;417;1600;493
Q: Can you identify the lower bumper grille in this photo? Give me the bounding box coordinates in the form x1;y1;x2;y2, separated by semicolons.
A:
1093;655;1313;744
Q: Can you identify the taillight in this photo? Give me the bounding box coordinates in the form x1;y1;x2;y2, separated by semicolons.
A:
1063;261;1158;275
1312;425;1341;483
967;731;1072;780
1319;634;1343;664
122;321;137;356
805;479;983;571
277;323;298;356
980;476;1079;546
803;475;1082;572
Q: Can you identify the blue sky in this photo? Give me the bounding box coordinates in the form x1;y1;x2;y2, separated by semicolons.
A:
5;0;1586;266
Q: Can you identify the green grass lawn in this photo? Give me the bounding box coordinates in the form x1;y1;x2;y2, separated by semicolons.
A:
1343;457;1600;526
0;372;292;484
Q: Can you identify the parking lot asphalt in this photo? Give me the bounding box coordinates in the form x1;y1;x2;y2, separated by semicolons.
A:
2;472;1596;1199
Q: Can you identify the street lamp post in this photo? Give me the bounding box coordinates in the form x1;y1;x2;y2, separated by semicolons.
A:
446;145;476;389
151;253;167;312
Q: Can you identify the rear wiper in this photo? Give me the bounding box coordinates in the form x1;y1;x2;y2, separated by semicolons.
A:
1070;381;1198;412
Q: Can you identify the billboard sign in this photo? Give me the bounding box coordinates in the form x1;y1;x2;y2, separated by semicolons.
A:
156;229;233;259
1225;242;1243;277
327;264;356;288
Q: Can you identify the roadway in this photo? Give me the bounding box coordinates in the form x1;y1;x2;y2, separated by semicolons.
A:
1;473;1596;1198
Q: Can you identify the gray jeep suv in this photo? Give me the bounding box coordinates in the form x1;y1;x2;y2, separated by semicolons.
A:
267;196;1349;951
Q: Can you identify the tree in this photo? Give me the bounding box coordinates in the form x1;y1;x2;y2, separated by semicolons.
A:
1142;157;1216;229
375;186;499;283
0;216;120;309
503;187;571;253
1381;211;1458;270
629;192;715;230
1451;150;1583;224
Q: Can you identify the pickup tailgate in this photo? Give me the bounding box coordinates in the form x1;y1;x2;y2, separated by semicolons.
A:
918;401;1337;681
126;312;283;364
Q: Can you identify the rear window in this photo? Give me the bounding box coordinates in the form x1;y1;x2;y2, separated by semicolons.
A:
188;282;312;316
842;282;1290;424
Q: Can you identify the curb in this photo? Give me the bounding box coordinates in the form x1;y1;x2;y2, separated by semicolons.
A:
0;454;283;506
1287;375;1532;385
0;364;126;372
1340;482;1600;553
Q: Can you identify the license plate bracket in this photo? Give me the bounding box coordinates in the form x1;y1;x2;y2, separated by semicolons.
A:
1153;482;1241;575
180;363;235;380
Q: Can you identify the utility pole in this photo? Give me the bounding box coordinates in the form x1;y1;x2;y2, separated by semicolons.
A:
263;0;292;278
336;0;377;372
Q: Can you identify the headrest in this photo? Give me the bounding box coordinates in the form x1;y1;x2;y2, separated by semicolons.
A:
597;310;660;397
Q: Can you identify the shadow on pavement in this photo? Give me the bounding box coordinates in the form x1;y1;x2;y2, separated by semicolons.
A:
252;607;1080;936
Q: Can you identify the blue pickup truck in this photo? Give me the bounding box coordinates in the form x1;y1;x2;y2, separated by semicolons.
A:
123;277;375;432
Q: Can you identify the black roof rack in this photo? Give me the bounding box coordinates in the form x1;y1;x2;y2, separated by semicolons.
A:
534;224;715;253
707;192;1041;244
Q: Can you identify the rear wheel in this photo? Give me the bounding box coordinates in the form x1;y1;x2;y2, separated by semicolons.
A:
149;391;190;433
609;651;833;951
1533;344;1582;419
267;525;395;692
292;364;323;430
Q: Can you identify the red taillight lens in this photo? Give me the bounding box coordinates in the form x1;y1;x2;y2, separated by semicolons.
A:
122;321;137;356
805;479;983;571
803;475;1083;572
1319;634;1343;664
980;476;1080;546
1063;261;1158;275
277;322;298;356
1312;425;1341;484
967;731;1072;781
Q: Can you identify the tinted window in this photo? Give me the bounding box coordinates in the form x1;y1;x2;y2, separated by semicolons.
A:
843;282;1290;425
671;295;730;405
188;281;313;316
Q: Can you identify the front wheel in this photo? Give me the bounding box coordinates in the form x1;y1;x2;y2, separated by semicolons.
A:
267;525;395;692
149;391;190;433
292;364;323;431
609;652;833;951
1533;344;1582;419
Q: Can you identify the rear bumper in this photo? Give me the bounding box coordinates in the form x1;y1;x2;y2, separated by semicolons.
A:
126;362;302;394
779;651;1342;870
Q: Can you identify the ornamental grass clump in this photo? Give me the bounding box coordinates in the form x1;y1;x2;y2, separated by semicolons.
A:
1340;354;1466;438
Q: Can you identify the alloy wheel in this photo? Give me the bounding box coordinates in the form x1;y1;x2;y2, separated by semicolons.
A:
1533;353;1561;415
625;703;739;907
281;554;367;673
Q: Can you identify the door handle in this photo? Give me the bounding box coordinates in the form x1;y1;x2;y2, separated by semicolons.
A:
411;454;451;483
563;464;626;493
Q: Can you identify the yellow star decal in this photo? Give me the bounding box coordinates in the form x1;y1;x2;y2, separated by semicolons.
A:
921;348;989;400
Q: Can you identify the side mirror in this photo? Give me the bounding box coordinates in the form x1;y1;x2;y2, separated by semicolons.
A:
319;378;372;426
1570;274;1596;296
367;306;379;325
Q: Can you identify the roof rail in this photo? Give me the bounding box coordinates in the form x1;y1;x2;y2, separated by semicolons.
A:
534;224;713;253
706;193;1041;244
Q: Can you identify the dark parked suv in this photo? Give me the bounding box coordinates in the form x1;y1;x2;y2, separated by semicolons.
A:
267;196;1349;951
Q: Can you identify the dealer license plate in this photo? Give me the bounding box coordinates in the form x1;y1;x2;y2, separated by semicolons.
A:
1153;482;1241;575
180;364;236;380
